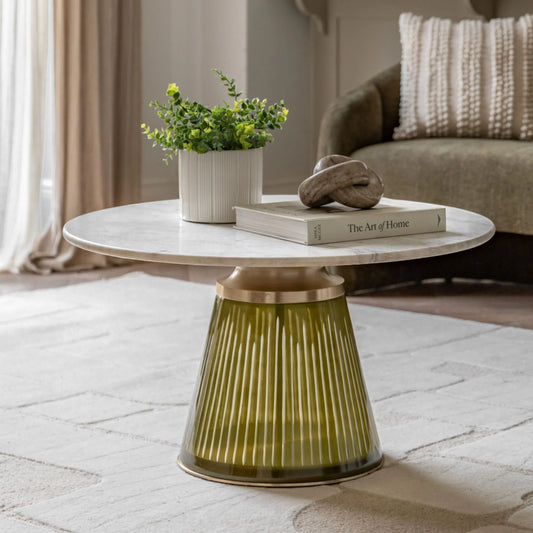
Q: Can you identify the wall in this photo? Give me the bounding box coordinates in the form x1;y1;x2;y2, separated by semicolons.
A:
140;0;312;200
247;0;314;192
197;0;248;107
141;0;199;201
492;0;533;17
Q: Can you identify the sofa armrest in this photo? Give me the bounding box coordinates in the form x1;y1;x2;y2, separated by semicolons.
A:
317;64;401;159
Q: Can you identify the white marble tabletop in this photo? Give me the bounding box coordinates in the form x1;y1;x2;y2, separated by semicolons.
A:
63;196;495;267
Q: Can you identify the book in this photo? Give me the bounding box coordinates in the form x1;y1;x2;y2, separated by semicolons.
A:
234;198;446;245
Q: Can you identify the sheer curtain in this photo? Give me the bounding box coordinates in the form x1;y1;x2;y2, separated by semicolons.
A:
0;0;56;273
0;0;141;273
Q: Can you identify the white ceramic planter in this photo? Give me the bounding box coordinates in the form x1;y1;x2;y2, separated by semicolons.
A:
178;148;263;223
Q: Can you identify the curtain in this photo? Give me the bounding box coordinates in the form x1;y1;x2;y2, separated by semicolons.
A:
0;0;56;272
0;0;141;273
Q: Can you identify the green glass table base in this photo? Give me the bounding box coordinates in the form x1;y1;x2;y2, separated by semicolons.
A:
179;276;382;486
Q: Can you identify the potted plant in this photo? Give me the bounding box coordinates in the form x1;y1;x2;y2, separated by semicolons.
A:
142;70;288;223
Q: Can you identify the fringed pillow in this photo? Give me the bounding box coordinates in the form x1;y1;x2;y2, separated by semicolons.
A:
393;13;533;141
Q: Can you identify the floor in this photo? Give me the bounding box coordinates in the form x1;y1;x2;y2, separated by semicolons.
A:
1;262;532;329
353;278;533;329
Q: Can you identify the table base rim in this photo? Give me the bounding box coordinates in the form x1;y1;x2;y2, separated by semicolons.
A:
176;455;384;488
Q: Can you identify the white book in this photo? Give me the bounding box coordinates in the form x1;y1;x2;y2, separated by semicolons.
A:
234;198;446;245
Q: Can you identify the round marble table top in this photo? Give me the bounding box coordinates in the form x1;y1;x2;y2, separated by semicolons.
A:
63;196;495;267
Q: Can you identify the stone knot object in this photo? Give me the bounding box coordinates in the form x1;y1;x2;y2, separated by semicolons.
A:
298;155;385;209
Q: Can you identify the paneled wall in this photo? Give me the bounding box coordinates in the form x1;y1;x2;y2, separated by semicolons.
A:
247;0;314;192
141;0;197;202
141;0;313;200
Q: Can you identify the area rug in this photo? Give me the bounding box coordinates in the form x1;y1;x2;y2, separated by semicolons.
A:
0;273;531;533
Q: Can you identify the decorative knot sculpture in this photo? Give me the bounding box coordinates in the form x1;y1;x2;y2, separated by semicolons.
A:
298;155;385;209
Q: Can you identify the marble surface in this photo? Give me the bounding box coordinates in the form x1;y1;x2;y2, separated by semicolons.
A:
63;196;495;267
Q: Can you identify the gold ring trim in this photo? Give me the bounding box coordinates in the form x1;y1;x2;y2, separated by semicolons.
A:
216;283;344;304
215;266;345;304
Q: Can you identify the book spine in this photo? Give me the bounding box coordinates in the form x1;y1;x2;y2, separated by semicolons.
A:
306;208;446;244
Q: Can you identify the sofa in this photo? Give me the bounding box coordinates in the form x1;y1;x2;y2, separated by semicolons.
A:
317;64;533;292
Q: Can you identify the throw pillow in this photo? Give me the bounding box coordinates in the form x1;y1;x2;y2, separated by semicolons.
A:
393;12;533;141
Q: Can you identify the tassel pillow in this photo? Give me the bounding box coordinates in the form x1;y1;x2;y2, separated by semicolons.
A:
393;12;533;141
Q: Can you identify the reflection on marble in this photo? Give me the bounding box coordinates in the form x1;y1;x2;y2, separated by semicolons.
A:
63;196;495;267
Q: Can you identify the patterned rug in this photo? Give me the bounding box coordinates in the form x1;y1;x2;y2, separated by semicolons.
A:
0;273;531;532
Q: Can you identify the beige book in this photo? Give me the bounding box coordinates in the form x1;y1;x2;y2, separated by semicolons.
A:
234;198;446;245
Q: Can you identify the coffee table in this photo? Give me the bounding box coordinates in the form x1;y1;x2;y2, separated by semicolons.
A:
63;196;494;487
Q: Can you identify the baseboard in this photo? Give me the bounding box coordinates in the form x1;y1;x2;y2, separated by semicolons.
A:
263;176;301;195
141;175;178;202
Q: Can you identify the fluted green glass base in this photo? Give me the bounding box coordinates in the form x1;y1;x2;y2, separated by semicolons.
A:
179;284;382;486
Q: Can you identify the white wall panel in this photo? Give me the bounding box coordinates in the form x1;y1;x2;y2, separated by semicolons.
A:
141;0;310;199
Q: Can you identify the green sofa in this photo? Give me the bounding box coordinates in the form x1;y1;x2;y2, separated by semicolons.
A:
318;64;533;291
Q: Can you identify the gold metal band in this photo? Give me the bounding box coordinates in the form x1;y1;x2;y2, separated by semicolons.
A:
216;266;345;304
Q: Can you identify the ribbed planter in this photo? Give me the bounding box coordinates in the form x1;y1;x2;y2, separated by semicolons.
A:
178;148;263;223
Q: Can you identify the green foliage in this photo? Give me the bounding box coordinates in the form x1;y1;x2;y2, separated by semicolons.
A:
141;69;289;161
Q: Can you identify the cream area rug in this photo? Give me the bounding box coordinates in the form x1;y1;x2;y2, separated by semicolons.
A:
0;273;532;533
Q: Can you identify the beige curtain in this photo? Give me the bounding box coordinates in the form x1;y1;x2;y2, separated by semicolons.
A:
31;0;141;271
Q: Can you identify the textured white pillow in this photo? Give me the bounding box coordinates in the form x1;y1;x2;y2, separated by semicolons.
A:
393;13;533;141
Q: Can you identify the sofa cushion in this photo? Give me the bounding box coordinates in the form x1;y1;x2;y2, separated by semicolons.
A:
352;138;533;235
393;13;533;141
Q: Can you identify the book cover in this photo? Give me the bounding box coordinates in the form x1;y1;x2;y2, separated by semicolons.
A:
234;198;446;245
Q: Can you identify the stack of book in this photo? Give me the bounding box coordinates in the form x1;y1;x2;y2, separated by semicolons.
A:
234;198;446;245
